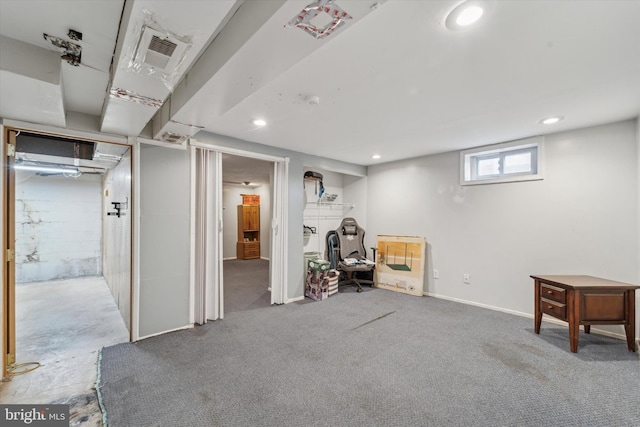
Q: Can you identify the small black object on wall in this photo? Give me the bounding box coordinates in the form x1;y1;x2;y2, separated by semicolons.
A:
107;197;128;218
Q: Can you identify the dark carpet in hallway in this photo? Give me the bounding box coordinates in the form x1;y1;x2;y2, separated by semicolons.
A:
223;258;270;314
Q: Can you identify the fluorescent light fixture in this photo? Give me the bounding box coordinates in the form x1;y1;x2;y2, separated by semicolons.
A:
445;1;486;30
538;116;564;125
94;152;122;162
252;119;267;126
371;154;381;159
14;164;79;175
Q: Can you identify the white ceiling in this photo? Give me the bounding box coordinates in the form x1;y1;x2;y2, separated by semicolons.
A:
1;0;639;174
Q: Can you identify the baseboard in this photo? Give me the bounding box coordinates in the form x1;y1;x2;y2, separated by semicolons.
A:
286;296;304;303
423;291;631;342
223;257;236;261
136;324;194;341
423;291;532;318
260;256;270;261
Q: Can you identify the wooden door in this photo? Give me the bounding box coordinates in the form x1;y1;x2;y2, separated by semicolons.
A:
247;206;259;231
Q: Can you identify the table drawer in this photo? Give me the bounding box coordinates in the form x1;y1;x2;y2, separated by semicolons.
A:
541;284;566;304
243;242;259;250
541;297;566;320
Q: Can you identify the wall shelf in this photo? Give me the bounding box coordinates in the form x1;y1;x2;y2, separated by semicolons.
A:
305;201;355;208
304;202;354;220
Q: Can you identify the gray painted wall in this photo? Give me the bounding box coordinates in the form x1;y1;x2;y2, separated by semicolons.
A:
139;144;190;337
365;119;639;338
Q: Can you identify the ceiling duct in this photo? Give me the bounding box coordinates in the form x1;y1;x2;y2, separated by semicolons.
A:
160;132;188;145
16;132;94;160
134;25;189;72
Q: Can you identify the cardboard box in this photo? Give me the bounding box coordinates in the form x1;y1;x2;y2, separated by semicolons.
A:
305;259;333;301
375;235;427;297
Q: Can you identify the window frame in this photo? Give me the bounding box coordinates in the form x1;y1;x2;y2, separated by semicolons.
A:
460;136;544;186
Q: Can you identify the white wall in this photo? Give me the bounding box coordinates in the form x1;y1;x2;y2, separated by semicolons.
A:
103;148;132;330
15;171;102;283
222;184;271;259
138;144;190;338
303;168;352;258
366;119;639;338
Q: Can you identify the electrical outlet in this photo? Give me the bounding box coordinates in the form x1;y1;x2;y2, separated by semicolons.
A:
434;269;439;279
463;274;470;284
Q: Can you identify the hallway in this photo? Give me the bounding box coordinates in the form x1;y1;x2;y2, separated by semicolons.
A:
0;276;129;423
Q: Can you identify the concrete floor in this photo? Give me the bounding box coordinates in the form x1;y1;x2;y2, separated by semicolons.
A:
0;276;129;410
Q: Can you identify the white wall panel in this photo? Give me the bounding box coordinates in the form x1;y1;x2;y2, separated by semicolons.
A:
138;144;190;337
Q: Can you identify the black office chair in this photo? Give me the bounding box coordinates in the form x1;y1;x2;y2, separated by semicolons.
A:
325;217;375;292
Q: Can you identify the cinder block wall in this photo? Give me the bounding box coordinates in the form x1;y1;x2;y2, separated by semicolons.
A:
15;171;102;283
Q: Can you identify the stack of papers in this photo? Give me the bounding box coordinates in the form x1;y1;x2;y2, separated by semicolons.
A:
343;258;375;266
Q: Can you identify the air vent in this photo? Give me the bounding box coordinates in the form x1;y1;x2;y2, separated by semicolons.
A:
145;36;178;69
134;26;190;72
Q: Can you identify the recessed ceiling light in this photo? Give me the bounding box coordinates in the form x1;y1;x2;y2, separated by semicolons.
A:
252;119;267;126
456;5;483;26
445;1;485;30
539;116;564;125
371;154;381;160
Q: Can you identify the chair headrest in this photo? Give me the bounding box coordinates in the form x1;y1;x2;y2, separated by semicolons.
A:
342;225;357;235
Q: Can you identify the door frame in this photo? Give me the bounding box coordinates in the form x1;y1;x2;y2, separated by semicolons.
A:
190;139;289;322
1;120;133;378
2;126;16;376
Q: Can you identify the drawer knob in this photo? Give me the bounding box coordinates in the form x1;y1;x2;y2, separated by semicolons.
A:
547;305;553;310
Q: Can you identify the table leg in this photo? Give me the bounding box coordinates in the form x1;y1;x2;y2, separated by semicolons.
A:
534;280;542;334
584;325;590;334
568;290;579;353
624;290;636;352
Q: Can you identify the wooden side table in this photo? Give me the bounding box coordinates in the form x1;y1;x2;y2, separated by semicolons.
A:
531;275;639;353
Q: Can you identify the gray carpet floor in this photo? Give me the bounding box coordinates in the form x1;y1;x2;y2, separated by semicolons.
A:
223;259;270;314
98;288;640;427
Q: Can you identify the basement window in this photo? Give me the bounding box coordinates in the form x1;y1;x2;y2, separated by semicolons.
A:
460;137;544;185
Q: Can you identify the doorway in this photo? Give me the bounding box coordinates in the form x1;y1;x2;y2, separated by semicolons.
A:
222;153;272;315
191;142;288;323
1;127;131;400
